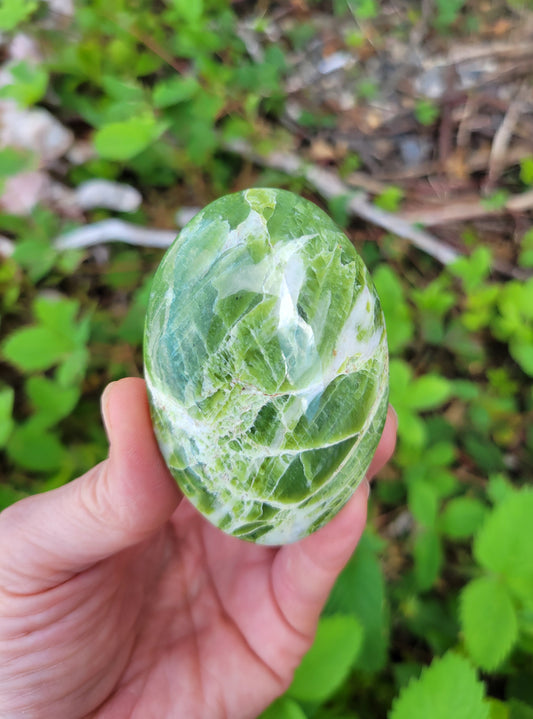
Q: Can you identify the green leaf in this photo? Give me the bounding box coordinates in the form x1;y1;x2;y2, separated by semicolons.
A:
325;532;389;672
169;0;204;23
372;265;414;354
56;348;89;387
0;60;48;106
487;474;514;505
2;326;74;372
349;0;379;20
34;295;79;332
413;528;443;591
0;0;38;30
374;186;404;211
0;483;26;510
398;408;427;449
153;76;199;108
474;489;533;600
288;615;363;703
6;423;67;472
520;157;533;186
94;115;168;161
510;700;533;719
259;697;307;719
487;699;509;719
0;385;15;448
408;480;439;528
510;340;533;377
26;376;79;429
415;98;440;126
12;237;57;283
388;652;488;719
440;497;488;540
34;296;89;346
406;375;452;411
460;576;518;671
450;247;492;292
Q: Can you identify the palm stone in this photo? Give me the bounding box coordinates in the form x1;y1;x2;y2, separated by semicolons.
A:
143;188;389;545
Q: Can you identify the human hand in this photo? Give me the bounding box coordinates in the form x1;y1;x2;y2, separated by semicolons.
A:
0;378;396;719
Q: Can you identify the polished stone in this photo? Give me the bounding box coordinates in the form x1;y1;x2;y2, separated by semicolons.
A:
144;188;388;544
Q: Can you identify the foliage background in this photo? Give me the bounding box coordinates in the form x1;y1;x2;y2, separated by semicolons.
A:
0;1;532;717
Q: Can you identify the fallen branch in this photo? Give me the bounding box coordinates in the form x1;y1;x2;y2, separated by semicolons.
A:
54;219;176;251
487;83;529;186
400;189;533;226
225;139;461;265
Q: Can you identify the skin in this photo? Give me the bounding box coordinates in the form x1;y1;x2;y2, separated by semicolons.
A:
0;378;397;719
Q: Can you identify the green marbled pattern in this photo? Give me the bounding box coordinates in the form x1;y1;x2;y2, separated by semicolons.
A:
144;188;388;544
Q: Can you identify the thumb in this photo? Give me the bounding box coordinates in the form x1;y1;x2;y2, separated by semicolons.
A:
0;378;181;593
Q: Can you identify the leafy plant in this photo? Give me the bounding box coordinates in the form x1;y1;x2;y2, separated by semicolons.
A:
389;652;488;719
460;488;533;671
1;1;532;717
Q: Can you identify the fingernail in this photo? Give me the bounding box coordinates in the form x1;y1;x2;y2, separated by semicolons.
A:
101;382;116;437
362;478;371;500
389;404;398;425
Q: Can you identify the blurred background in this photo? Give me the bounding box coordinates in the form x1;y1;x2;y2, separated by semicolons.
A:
0;1;532;717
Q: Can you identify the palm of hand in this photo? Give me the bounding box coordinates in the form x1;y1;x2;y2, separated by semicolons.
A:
6;501;308;719
0;379;395;719
89;502;307;719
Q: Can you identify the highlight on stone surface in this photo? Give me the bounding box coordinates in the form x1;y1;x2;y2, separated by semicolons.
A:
143;188;389;545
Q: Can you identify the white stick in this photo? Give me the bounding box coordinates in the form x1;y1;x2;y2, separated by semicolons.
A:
54;219;176;251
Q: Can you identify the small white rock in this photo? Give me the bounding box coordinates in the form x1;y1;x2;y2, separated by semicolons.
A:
0;104;73;164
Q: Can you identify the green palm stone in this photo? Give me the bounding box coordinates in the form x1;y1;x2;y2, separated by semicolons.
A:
143;188;389;545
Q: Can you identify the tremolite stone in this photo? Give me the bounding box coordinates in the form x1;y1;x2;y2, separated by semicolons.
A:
143;188;388;545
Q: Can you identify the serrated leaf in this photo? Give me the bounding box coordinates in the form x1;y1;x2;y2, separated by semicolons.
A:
388;652;488;719
2;326;74;372
440;497;487;540
6;423;67;472
460;576;518;671
259;697;307;719
94;115;168;161
325;532;389;672
288;615;363;703
474;489;533;599
413;528;443;591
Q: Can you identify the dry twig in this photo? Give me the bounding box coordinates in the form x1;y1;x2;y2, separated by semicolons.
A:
226;139;461;265
54;219;176;251
487;83;529;187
